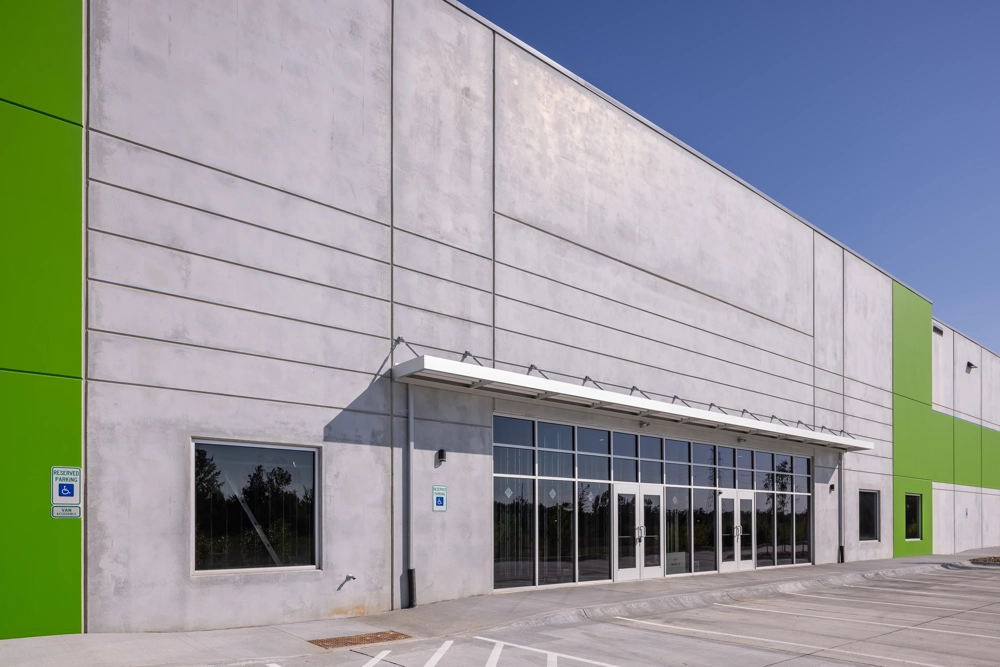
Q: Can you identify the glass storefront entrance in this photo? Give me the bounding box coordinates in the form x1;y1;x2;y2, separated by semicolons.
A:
493;415;814;589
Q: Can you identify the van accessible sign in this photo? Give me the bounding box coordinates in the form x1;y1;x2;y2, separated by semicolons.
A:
51;467;82;506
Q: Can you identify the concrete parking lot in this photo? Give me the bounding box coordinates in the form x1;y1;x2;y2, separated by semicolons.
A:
6;556;1000;667
260;565;1000;667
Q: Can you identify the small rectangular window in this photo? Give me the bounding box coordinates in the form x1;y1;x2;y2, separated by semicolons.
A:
859;490;879;541
538;422;573;450
494;446;533;476
639;436;662;460
905;494;922;540
664;440;689;462
195;442;316;571
578;428;610;454
612;432;637;458
494;416;534;447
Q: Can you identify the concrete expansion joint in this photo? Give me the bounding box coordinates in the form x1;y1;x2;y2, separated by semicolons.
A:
493;562;972;633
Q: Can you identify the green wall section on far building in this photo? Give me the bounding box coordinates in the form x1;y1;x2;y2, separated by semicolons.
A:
984;428;1000;490
893;394;953;484
0;101;82;378
0;1;83;123
893;476;933;557
892;282;932;406
0;371;83;639
955;419;983;489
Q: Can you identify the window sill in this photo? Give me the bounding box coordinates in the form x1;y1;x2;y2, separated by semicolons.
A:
192;565;320;577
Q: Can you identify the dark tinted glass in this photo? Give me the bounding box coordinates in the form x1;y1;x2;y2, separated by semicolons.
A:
618;493;636;569
737;470;753;490
717;468;735;489
578;482;611;581
613;458;638;482
494;416;533;447
644;494;661;567
494;477;534;588
776;474;792;493
905;494;922;540
756;471;774;491
665;440;689;462
859;491;879;541
538;480;575;585
539;451;573;478
794;475;810;493
755;451;773;471
640;460;663;484
775;454;792;473
776;494;793;565
494;446;533;476
613;432;637;457
793;456;810;475
195;443;316;570
538;422;573;450
578;428;610;454
538;422;573;451
578;455;610;480
665;463;690;486
692;488;716;572
795;495;810;564
737;449;753;469
640;436;662;460
693;443;715;465
756;492;775;567
692;465;716;487
665;488;690;574
717;447;735;467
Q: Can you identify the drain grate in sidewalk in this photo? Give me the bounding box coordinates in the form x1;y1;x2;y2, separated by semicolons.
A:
309;631;412;649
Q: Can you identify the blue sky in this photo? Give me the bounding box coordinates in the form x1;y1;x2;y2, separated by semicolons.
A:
462;0;1000;352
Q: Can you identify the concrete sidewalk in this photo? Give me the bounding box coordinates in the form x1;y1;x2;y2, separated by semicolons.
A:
5;548;1000;667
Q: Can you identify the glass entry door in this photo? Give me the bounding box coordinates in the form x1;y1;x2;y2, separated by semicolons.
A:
719;489;754;572
614;484;663;580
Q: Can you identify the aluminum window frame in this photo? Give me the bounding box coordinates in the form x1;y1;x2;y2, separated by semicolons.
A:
190;438;322;576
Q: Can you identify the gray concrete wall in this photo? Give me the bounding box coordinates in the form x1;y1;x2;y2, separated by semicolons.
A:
85;0;999;632
87;0;395;632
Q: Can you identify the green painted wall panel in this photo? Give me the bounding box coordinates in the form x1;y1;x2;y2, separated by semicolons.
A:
0;1;82;123
0;370;82;639
984;428;1000;491
892;282;932;406
955;419;983;489
0;101;82;378
893;476;933;557
893;395;954;483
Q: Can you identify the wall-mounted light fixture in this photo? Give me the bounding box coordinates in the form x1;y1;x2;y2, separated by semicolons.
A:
967;361;978;373
736;437;747;444
639;421;650;429
829;483;836;493
435;449;447;467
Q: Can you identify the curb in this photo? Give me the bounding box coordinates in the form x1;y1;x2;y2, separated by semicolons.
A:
495;561;972;631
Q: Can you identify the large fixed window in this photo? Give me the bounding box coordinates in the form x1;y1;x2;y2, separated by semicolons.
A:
492;415;814;588
194;441;317;571
905;493;922;540
859;490;880;541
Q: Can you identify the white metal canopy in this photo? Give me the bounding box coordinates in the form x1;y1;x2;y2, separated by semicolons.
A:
392;355;873;452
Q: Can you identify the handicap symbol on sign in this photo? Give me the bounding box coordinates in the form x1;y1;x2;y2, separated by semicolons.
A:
435;496;444;506
59;483;75;497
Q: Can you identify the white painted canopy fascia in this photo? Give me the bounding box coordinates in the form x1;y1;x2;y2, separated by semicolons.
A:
392;355;873;452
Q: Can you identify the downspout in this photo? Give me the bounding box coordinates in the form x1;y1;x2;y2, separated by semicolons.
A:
407;385;417;607
838;450;845;563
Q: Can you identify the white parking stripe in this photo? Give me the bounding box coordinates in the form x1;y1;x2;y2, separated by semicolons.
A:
547;653;558;666
423;641;453;667
787;591;1000;616
474;637;622;667
361;651;391;667
484;642;505;667
888;576;1000;590
615;616;946;667
844;583;1000;600
713;603;1000;640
